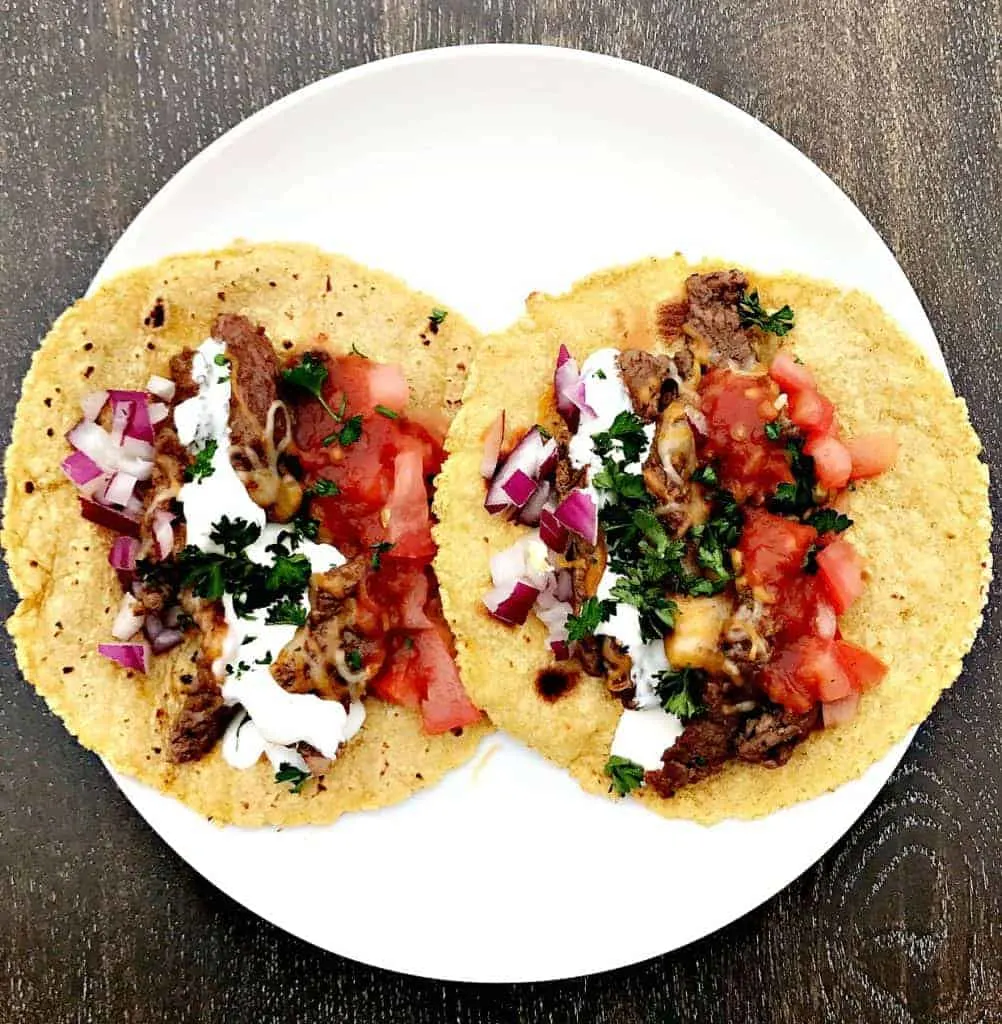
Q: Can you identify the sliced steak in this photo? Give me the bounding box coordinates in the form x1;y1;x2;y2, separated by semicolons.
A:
168;660;229;762
735;704;819;766
683;270;758;368
618;349;676;421
212;314;279;452
168;350;199;403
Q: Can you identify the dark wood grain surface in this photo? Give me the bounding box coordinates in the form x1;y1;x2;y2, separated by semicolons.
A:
2;2;1000;1021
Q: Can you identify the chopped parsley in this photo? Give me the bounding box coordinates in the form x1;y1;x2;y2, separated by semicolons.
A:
213;353;230;367
738;290;795;337
184;439;218;482
209;515;260;555
265;552;311;594
307;478;339;498
808;508;853;534
266;599;308;627
370;541;394;570
802;544;820;575
566;597;614;641
592;410;648;464
691;464;718;487
686;489;743;595
275;763;310;794
595;369;607;380
429;307;448;327
281;353;340;422
254;651;273;666
345;648;363;672
332;414;363;447
375;404;399;419
291;512;320;541
764;420;783;441
655;668;705;721
769;438;816;515
604;755;645;797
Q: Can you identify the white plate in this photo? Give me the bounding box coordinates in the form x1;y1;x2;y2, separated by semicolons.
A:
92;45;937;982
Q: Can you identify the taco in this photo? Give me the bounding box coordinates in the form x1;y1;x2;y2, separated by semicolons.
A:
434;256;990;823
4;241;488;827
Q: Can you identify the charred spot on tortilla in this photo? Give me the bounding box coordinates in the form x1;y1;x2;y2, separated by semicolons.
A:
535;667;579;702
434;255;990;824
3;242;489;828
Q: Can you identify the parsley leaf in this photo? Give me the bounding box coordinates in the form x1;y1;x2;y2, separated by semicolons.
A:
274;763;310;794
738;289;795;336
808;508;853;534
255;651;273;665
566;597;614;641
209;516;260;555
213;353;230;367
769;438;816;514
429;307;448;327
184;439;218;482
802;543;820;575
375;405;399;419
370;541;394;570
291;512;320;541
281;353;340;422
604;755;645;797
345;649;363;672
691;464;718;487
266;599;308;627
655;668;705;720
266;553;311;595
592;410;648;464
308;478;339;498
178;550;226;601
764;420;782;441
336;414;363;447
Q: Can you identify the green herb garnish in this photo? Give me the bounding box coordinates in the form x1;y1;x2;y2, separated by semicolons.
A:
308;478;339;498
429;307;448;327
764;421;782;441
592;410;648;464
808;508;853;534
738;290;795;336
345;649;363;672
691;464;718;487
282;352;340;421
566;597;615;642
184;439;218;482
370;541;394;570
375;405;399;419
604;755;645;797
769;438;816;515
275;763;310;794
209;515;261;555
266;553;311;595
266;599;308;627
335;414;363;447
655;668;705;721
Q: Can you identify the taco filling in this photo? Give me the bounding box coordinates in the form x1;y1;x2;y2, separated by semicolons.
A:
61;313;480;792
480;271;897;799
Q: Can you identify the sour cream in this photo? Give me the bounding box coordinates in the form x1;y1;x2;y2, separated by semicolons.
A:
176;338;364;774
567;348;681;767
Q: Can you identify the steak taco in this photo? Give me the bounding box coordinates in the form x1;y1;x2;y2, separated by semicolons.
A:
4;241;487;827
434;256;990;823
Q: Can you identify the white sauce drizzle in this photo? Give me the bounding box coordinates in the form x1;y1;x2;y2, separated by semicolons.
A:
175;338;365;774
567;348;681;769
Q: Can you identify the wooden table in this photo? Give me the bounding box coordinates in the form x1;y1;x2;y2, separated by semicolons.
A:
3;3;999;1020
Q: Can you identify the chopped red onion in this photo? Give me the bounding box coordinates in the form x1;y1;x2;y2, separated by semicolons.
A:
104;471;139;508
562;377;596;418
518;480;551;527
554;345;581;429
501;469;538;507
78;472;111;500
537;439;558;479
111;595;145;642
480;410;505;479
483;580;540;625
814;601;837;640
550;640;570;660
149;402;169;425
163;605;183;629
79;497;141;538
151;629;184;654
146;375;176;402
80;390;108;422
98;642;149;673
108;390;154;443
61;450;103;487
539;507;569;553
485;427;554;514
108;535;140;572
144;614;164;641
554;488;598;545
124;496;143;515
109;399;133;445
489;538;549;589
822;693;860;728
553;568;574;603
67;419;154;479
153;509;175;560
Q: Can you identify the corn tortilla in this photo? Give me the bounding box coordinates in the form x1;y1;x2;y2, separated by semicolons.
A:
433;256;991;824
4;241;489;827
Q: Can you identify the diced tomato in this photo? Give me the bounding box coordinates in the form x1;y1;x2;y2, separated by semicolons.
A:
326;354;409;416
769;351;816;394
761;636;855;711
417;628;482;734
369;637;424;708
788;388;837;438
804;435;852;490
385;447;435;559
835;640;887;691
361;562;433;630
846;432;898;479
739;508;817;594
363;362;410;414
698;368;793;501
816;537;865;614
759;640;819;714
